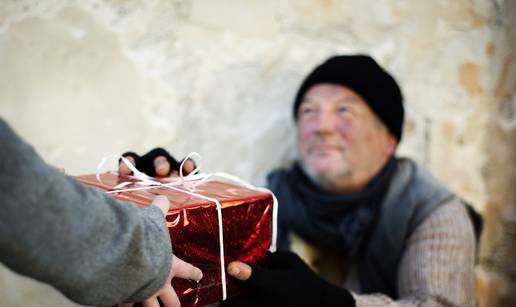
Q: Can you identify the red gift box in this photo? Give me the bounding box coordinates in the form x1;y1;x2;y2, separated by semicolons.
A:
75;173;275;307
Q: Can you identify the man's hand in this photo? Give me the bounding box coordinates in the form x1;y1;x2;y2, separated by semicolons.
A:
118;254;203;307
223;251;355;307
118;195;203;307
118;148;195;178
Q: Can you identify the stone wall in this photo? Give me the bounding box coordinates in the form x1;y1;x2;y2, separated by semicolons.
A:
0;1;514;306
476;0;516;306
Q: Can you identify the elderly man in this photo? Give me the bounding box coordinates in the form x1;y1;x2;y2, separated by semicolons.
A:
121;55;478;307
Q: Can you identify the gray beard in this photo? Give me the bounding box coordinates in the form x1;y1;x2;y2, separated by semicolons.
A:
299;159;351;192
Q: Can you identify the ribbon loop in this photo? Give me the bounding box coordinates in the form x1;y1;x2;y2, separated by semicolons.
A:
179;152;202;184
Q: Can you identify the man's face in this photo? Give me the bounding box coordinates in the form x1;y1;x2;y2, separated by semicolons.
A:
297;83;396;192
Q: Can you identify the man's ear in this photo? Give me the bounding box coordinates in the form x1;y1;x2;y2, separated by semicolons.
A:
384;133;397;156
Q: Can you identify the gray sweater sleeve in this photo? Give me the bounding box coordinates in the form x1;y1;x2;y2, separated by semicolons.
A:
0;118;172;305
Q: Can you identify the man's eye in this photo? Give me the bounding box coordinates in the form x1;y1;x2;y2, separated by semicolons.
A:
337;106;349;113
300;107;316;115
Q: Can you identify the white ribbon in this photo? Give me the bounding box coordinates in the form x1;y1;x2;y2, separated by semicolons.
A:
96;153;278;300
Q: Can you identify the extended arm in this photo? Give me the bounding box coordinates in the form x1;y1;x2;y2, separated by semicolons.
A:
0;119;172;305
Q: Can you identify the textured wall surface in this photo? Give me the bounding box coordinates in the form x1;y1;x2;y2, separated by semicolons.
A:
0;0;514;306
475;1;516;306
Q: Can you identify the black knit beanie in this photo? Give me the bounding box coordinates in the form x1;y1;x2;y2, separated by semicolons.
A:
293;55;404;142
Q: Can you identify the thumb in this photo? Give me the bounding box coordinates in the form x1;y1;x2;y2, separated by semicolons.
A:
151;195;170;216
227;261;252;281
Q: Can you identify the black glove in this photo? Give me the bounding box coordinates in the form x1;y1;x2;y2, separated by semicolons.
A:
223;251;355;307
120;147;194;177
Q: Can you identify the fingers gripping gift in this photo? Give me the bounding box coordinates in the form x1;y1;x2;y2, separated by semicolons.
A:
75;153;278;307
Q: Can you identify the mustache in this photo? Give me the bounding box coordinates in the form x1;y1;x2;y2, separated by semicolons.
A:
305;140;346;153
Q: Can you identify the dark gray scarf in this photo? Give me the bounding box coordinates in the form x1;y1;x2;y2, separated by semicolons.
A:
267;157;398;258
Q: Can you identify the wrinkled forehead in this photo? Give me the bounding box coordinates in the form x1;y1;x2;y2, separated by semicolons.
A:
297;83;389;130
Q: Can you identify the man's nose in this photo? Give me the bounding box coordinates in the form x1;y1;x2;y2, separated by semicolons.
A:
314;110;336;133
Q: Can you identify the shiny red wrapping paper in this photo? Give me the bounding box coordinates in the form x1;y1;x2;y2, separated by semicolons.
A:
75;173;274;307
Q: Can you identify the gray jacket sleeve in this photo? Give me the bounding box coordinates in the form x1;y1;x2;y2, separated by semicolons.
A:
0;118;172;305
